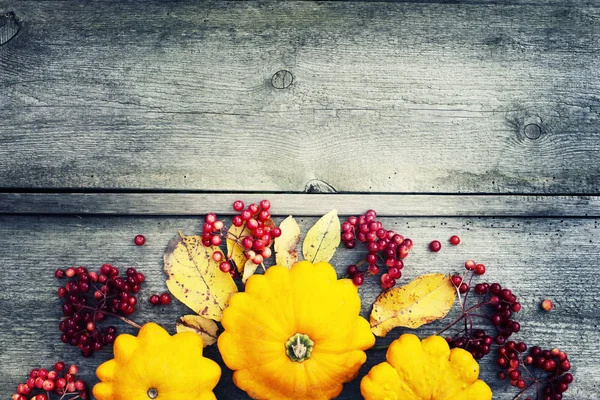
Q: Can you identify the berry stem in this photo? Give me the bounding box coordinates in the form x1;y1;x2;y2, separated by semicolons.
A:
511;381;536;400
81;306;142;329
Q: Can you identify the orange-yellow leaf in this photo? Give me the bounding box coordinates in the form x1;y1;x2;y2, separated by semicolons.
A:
176;315;219;347
226;223;250;274
164;232;238;321
302;209;340;263
370;273;456;337
274;216;301;268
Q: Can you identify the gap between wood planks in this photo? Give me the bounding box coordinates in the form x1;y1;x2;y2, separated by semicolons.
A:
0;192;599;217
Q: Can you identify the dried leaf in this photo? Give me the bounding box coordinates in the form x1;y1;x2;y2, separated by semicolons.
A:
370;273;456;337
302;209;340;263
274;216;301;268
242;258;259;283
226;223;251;274
176;315;219;347
164;232;238;321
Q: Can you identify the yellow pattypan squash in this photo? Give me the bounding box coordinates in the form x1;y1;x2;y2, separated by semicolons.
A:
93;322;221;400
361;334;492;400
218;260;375;400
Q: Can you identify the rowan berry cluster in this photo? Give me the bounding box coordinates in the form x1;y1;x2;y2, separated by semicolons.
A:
497;343;573;400
341;210;413;289
12;362;87;400
201;199;281;275
55;264;144;356
442;260;522;360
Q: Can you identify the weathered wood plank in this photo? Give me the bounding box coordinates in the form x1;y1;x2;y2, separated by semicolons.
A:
2;192;600;217
1;1;599;193
0;215;598;399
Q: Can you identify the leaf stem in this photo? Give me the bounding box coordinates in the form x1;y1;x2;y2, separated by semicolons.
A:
81;306;142;329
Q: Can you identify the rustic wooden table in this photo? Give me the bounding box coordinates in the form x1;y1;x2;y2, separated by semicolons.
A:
1;1;599;399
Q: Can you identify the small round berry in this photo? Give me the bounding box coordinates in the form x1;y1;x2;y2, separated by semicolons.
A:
261;248;272;259
459;283;469;293
347;265;358;276
242;237;253;249
368;264;380;275
159;293;171;305
451;275;463;287
65;267;76;278
54;361;65;372
247;219;259;231
213;220;224;230
429;240;442;252
252;255;264;265
212;252;224;262
259;199;271;210
465;260;476;270
474;264;486;275
241;210;252;221
210;235;222;246
541;299;553;311
449;235;461;245
134;235;146;246
205;213;217;224
352;273;365;286
233;200;244;212
55;269;65;279
219;262;232;273
232;215;243;227
271;227;282;238
149;294;160;305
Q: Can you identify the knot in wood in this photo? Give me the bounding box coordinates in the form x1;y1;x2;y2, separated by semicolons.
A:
0;11;20;46
271;70;293;89
523;123;542;140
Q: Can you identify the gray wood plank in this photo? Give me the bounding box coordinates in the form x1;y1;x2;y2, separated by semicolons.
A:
1;1;599;193
2;192;600;217
0;215;598;399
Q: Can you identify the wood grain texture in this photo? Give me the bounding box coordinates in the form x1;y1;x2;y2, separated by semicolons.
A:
0;215;598;399
2;192;600;217
1;1;599;193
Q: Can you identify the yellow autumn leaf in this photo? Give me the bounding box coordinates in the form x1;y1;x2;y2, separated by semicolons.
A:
164;232;238;321
226;223;251;274
370;273;456;337
274;216;301;268
241;258;259;283
176;315;219;347
302;209;340;263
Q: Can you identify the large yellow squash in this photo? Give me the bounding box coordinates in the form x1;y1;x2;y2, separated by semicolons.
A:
93;322;221;400
361;334;492;400
218;260;375;399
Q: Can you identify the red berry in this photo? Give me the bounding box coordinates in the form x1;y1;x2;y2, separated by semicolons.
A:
65;267;76;278
259;199;271;210
67;365;78;375
212;252;223;262
159;293;171;305
54;361;65;372
475;264;486;275
241;210;252;221
451;275;462;286
541;299;553;311
134;235;146;246
450;235;461;245
248;203;259;214
42;379;54;391
233;200;244;211
213;220;224;230
232;215;243;227
271;227;282;238
247;219;259;231
347;265;358;276
205;213;217;224
459;283;469;293
149;295;160;305
429;240;442;252
210;235;222;246
352;273;364;286
219;262;232;273
368;264;380;275
465;260;476;270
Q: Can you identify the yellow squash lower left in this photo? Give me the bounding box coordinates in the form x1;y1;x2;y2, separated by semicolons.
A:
93;322;221;400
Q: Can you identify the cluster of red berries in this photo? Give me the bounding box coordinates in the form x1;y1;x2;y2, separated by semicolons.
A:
444;260;521;360
12;362;87;400
497;342;573;400
149;292;171;305
341;210;413;289
55;264;145;356
202;200;281;275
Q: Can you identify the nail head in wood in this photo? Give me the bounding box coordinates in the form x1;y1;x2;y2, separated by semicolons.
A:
0;11;20;46
271;70;293;89
523;123;542;140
